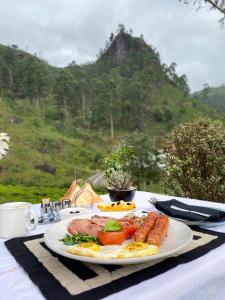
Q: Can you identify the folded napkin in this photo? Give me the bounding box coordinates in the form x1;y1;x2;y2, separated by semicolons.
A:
154;199;225;222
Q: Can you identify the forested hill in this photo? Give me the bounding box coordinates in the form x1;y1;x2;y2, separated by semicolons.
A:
193;85;225;114
0;26;220;188
0;27;217;134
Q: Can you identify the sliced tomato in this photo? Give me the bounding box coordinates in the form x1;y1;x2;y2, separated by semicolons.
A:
98;230;126;245
119;219;137;239
122;223;137;239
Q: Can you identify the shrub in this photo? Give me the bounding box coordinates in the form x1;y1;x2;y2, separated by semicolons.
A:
163;118;225;202
103;144;134;188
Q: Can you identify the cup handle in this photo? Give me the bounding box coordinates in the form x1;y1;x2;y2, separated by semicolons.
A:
26;209;38;231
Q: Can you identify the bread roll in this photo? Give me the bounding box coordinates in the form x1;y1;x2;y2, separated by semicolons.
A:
83;182;102;203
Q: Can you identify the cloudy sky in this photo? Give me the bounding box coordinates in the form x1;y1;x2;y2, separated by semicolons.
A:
0;0;224;92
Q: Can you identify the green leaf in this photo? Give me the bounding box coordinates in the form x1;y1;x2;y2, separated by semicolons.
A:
104;220;122;232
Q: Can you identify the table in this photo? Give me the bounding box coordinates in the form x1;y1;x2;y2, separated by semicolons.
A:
1;191;225;300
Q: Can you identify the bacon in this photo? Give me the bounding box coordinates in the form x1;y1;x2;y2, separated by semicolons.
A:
147;215;169;246
134;212;158;242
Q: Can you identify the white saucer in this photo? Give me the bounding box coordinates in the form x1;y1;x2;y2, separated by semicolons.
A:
59;207;90;220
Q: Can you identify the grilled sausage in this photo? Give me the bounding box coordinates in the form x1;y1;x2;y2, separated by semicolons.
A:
147;215;169;246
134;212;158;242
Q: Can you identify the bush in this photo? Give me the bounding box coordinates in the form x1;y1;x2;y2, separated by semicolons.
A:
163;118;225;202
103;144;134;186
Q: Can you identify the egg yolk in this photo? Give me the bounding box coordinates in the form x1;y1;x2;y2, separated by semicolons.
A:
79;242;100;251
125;242;149;251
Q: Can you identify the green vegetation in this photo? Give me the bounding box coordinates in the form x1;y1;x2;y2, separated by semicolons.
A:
0;101;105;187
163;118;225;202
104;143;134;190
104;143;162;190
0;184;66;203
60;233;100;245
194;84;225;115
0;25;223;203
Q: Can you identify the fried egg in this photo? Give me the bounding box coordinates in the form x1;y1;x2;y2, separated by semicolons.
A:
67;241;159;259
67;243;121;259
118;242;159;258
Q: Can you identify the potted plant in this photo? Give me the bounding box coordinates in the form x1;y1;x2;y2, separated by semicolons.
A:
106;169;136;202
104;144;136;202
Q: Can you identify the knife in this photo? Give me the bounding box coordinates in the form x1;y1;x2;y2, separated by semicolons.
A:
170;205;211;218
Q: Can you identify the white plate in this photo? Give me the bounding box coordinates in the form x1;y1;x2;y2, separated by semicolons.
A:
44;211;193;265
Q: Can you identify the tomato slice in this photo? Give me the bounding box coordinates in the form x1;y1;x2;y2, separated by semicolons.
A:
98;230;126;245
122;224;137;239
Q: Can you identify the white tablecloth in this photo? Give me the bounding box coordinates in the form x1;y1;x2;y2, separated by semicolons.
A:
1;191;225;300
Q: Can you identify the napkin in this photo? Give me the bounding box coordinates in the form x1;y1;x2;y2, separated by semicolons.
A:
154;199;225;222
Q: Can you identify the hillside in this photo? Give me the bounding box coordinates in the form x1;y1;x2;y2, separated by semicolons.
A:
193;85;225;115
0;100;107;187
0;26;222;201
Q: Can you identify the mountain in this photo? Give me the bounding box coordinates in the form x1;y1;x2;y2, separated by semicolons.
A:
0;26;221;194
193;85;225;115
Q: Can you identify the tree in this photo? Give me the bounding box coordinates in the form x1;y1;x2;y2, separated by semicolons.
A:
176;74;190;96
54;69;77;122
203;83;210;98
0;56;6;100
165;63;190;95
109;33;114;43
117;24;126;33
163;118;225;202
20;56;49;105
105;68;122;138
127;137;162;190
180;0;225;24
90;79;109;129
3;46;17;97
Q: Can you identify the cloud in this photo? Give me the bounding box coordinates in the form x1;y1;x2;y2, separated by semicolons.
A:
0;0;224;91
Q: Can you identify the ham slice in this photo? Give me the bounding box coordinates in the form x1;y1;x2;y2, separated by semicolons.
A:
67;216;136;238
68;219;102;237
91;215;116;226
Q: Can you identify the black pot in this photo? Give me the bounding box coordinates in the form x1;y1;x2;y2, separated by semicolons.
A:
107;187;136;202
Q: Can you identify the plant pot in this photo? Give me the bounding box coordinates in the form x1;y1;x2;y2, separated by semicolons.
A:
107;187;136;202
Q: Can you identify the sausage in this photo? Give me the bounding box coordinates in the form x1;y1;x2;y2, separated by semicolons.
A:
134;212;158;242
147;215;169;246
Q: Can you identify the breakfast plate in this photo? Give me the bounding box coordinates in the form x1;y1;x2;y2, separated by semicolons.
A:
44;211;193;265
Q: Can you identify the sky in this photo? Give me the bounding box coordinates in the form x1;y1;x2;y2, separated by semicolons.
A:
0;0;224;92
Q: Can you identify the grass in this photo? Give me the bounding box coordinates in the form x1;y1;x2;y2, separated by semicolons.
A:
0;184;67;204
0;182;164;205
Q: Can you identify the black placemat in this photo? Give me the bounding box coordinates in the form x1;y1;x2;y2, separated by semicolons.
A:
5;227;225;300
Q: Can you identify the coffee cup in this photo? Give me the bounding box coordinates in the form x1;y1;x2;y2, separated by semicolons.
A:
0;202;38;239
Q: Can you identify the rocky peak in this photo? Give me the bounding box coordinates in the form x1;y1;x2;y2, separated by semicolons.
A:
101;30;154;61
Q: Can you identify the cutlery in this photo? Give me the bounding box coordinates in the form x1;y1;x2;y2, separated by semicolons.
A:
170;205;211;218
148;198;211;218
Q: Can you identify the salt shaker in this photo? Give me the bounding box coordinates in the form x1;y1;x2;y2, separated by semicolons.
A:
62;199;71;209
46;203;53;222
53;201;61;221
39;198;50;223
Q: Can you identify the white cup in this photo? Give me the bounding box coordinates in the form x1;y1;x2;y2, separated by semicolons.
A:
0;202;38;239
